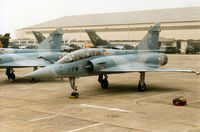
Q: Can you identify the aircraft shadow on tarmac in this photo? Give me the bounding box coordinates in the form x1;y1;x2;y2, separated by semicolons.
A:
81;84;180;97
0;78;180;97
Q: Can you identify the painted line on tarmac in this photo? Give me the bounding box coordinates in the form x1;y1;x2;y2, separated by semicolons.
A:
81;104;132;113
187;100;200;104
134;92;177;105
68;122;104;132
29;114;58;122
135;92;177;101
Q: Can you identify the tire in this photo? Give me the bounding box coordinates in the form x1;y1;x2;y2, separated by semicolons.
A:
138;82;146;92
101;79;109;89
71;92;79;98
32;78;40;83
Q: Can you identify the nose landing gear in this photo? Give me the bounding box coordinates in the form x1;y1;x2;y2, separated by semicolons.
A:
69;77;79;98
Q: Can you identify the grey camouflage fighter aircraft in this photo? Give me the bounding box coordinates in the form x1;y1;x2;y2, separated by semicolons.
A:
25;23;199;98
0;28;67;81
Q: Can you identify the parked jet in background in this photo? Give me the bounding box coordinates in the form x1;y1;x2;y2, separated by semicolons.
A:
0;28;67;81
86;29;134;49
26;23;199;98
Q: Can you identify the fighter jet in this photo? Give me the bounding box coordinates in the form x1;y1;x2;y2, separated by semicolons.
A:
25;23;199;98
86;29;134;49
0;28;66;81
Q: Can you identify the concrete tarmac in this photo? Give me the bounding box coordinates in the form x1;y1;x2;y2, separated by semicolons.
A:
0;54;200;132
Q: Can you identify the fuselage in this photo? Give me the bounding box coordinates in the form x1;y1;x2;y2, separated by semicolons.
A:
26;48;168;79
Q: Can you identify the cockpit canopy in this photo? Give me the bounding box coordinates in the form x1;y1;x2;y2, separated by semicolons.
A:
57;48;102;64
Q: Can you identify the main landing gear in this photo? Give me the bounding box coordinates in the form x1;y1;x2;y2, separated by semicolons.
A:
30;67;40;83
138;72;146;92
69;77;79;98
6;68;15;81
98;75;109;89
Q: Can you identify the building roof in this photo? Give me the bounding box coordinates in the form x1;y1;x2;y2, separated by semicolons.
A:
25;6;200;29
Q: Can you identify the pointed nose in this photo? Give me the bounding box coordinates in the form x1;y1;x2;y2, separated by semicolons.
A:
25;66;56;79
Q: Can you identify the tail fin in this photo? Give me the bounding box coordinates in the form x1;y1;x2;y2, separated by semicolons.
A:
135;23;160;50
37;28;63;50
0;33;10;48
32;31;46;44
86;29;108;46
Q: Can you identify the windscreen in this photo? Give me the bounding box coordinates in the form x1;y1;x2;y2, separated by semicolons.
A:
57;48;101;64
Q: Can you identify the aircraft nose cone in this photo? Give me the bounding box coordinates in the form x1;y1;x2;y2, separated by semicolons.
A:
25;66;56;79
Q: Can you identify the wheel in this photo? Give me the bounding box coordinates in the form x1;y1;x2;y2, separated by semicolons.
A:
75;93;79;98
71;92;79;98
32;78;40;83
101;79;109;89
98;75;103;83
138;82;146;92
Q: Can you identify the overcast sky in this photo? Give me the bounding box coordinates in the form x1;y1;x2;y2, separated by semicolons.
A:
0;0;200;38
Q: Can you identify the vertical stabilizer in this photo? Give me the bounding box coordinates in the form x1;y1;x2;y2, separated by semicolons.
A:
32;31;46;44
86;29;108;46
37;28;63;50
135;23;160;50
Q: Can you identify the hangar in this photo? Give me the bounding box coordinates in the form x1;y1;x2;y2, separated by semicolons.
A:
15;6;200;53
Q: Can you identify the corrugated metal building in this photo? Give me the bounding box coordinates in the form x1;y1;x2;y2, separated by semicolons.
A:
15;6;200;52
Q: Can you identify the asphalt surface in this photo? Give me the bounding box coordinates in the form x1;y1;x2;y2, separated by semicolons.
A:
0;54;200;132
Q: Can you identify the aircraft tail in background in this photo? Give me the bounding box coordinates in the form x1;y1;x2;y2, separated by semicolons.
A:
32;31;46;44
85;29;108;46
37;28;63;50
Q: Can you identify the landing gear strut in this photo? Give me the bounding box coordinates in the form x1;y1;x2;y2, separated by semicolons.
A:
98;74;109;89
6;68;15;81
30;67;40;83
69;77;79;98
138;72;146;92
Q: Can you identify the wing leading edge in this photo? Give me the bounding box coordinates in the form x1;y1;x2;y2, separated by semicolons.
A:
99;65;198;75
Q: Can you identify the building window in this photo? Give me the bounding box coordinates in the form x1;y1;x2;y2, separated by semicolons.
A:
28;41;34;44
177;41;181;49
20;41;26;44
13;41;19;44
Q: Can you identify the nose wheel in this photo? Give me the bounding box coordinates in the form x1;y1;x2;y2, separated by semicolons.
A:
69;77;79;98
98;75;109;89
138;72;146;92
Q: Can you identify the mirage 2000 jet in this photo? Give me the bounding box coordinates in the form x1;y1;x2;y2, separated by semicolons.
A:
25;23;199;98
0;28;67;81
